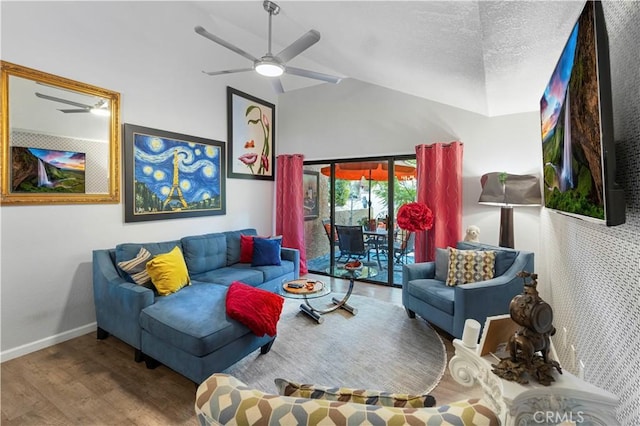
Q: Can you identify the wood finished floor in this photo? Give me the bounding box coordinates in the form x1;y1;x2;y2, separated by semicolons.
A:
1;274;481;425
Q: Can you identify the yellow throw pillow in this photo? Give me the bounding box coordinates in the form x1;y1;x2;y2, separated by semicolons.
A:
446;248;495;286
145;246;191;295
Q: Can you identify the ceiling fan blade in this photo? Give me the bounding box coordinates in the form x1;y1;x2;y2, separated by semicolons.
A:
35;92;92;109
202;68;254;76
59;109;90;113
194;25;258;63
275;30;320;63
285;66;342;84
270;78;284;94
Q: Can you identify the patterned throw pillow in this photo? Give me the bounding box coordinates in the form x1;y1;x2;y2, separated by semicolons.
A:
117;247;152;286
274;378;436;408
446;248;495;286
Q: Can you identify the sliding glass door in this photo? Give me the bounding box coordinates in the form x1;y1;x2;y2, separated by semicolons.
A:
304;156;416;286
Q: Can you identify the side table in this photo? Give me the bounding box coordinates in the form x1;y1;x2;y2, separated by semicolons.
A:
281;272;357;324
448;339;619;425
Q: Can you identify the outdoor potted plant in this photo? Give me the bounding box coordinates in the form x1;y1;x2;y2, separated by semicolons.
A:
357;217;377;231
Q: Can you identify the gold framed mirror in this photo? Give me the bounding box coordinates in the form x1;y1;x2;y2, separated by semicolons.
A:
1;61;120;205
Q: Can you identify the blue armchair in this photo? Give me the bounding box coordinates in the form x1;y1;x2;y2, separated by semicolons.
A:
402;242;534;339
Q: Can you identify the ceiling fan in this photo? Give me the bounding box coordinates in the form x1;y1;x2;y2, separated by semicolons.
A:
35;92;110;116
195;0;342;93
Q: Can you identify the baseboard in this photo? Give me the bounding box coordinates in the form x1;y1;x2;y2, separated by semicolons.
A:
0;322;97;363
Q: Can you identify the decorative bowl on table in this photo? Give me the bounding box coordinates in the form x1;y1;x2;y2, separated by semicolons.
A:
283;279;324;294
344;261;363;271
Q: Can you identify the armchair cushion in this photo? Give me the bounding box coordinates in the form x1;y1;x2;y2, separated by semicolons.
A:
275;378;436;408
457;242;517;276
435;247;449;281
406;279;454;315
446;248;496;286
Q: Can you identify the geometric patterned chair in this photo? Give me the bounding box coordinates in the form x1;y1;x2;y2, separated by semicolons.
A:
195;374;499;426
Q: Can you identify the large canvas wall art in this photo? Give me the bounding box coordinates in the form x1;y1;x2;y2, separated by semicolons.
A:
11;147;86;193
227;87;275;181
123;124;226;222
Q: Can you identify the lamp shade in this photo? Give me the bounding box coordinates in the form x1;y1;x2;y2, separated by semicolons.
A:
478;173;542;206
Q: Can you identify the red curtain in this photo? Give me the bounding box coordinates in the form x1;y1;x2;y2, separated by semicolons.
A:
275;154;307;274
415;142;463;262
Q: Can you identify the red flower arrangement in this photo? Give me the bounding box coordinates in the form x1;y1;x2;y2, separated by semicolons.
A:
396;202;433;232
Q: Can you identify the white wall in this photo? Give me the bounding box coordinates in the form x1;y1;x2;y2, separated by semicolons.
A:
278;78;542;255
0;1;279;359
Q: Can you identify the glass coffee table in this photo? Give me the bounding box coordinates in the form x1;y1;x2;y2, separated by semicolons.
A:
281;269;359;324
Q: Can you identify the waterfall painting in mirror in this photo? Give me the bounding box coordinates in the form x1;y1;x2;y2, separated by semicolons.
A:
1;61;120;205
123;124;226;222
11;147;86;193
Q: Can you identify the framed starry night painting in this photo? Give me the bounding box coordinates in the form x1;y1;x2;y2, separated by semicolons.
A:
123;123;226;222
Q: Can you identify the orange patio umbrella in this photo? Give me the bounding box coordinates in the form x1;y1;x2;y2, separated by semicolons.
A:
320;161;416;182
320;161;416;220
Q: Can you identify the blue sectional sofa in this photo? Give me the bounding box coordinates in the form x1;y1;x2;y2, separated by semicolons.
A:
92;228;300;384
402;241;533;339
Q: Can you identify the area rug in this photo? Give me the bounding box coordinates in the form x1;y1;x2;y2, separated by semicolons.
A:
223;294;446;395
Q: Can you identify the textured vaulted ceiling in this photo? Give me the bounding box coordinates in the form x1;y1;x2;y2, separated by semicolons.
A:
192;1;586;116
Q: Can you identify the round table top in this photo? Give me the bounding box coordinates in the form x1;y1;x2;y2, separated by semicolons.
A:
281;278;331;299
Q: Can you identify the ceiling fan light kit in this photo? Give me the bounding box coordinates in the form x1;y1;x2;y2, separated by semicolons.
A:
195;0;341;92
90;107;111;117
255;57;284;77
35;92;110;115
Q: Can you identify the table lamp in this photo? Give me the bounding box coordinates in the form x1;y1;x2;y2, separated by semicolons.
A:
478;172;541;248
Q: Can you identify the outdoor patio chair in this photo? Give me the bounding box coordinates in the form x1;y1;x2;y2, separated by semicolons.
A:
393;230;415;266
335;225;373;264
322;219;340;259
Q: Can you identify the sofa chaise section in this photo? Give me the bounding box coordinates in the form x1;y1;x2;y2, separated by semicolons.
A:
92;228;300;383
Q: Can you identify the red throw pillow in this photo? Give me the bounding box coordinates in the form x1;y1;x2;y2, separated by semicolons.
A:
240;235;255;263
225;281;284;337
